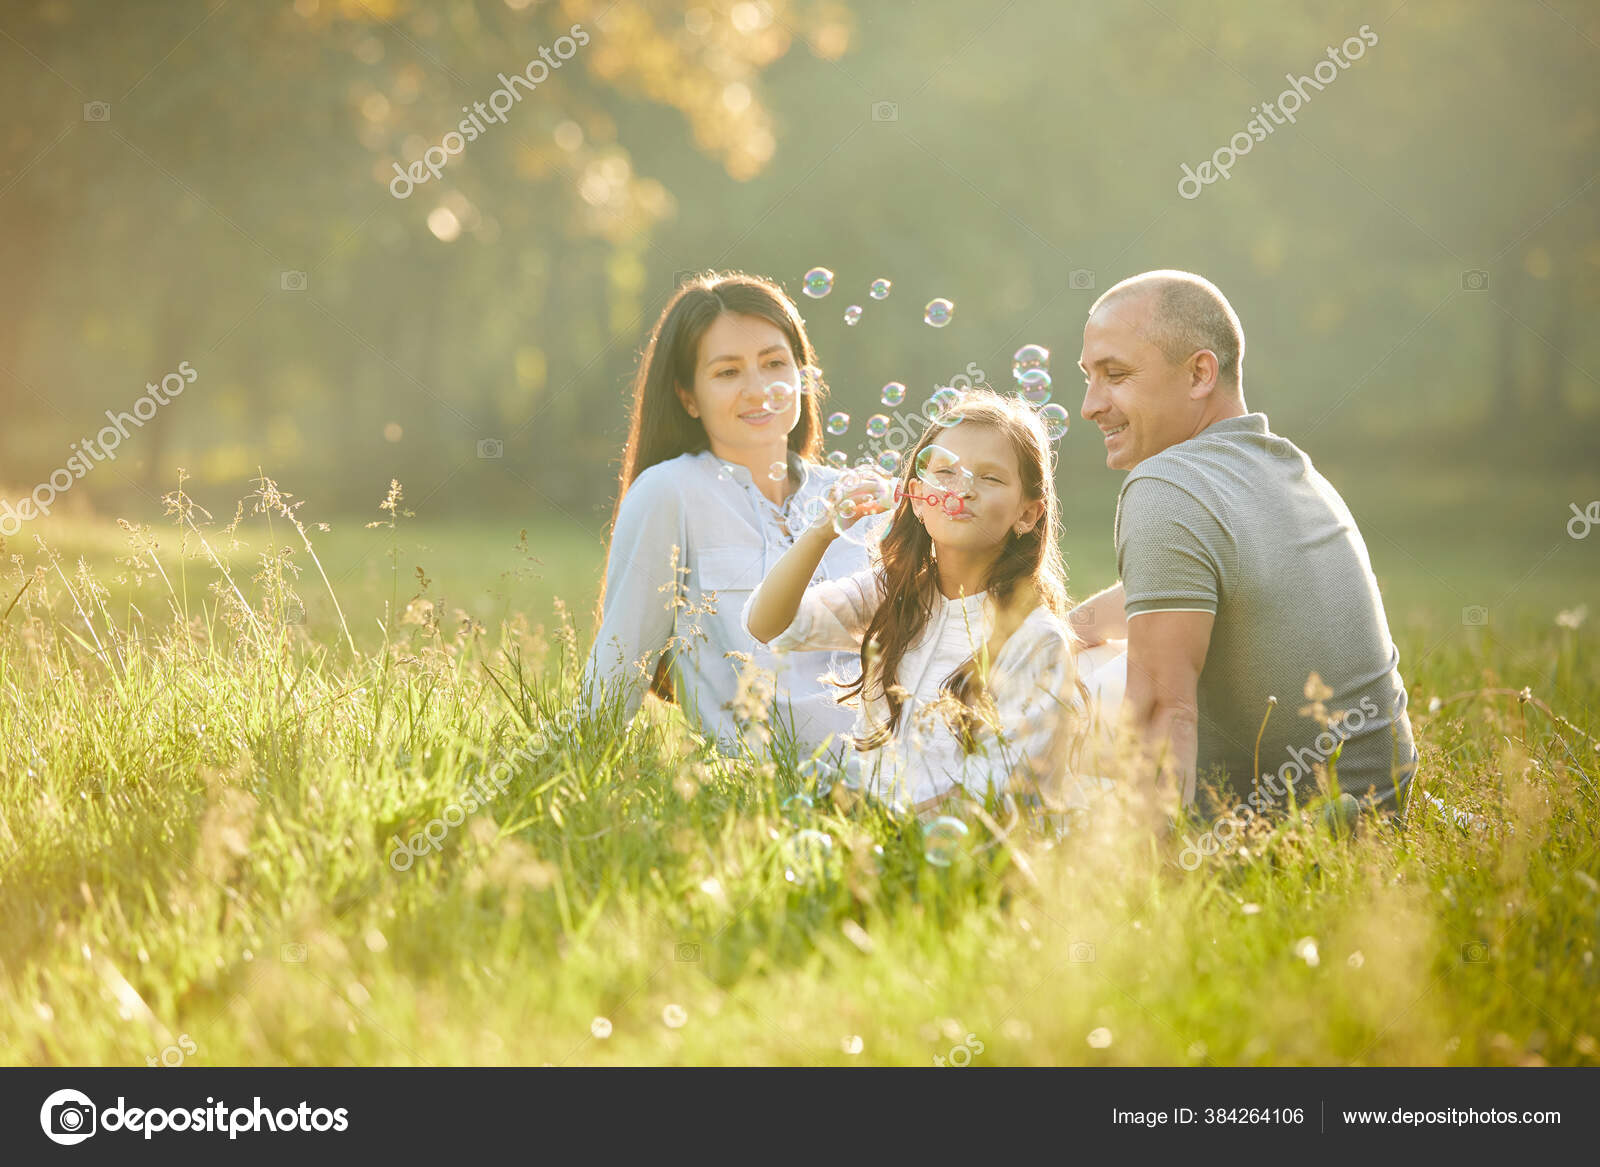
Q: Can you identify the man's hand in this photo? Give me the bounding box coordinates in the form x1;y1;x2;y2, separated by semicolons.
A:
1068;582;1127;648
1123;609;1213;819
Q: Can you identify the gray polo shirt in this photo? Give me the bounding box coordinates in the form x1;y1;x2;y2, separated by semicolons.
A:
1114;413;1416;811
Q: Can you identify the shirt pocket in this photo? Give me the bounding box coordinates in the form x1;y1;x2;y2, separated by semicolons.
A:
693;545;764;594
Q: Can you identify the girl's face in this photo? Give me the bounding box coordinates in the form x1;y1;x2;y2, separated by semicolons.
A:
910;422;1044;552
675;312;800;460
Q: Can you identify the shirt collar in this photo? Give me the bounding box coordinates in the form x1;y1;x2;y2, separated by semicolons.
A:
1199;412;1269;437
698;448;811;494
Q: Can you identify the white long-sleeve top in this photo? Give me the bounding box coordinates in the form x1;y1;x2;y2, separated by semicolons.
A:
742;567;1103;810
584;450;885;757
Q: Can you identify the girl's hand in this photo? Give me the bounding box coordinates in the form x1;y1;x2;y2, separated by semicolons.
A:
825;468;897;532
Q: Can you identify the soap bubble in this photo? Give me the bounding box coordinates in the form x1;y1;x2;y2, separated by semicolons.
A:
923;815;970;866
826;450;848;470
843;305;863;326
1016;368;1052;407
922;387;962;427
799;364;824;395
826;411;850;436
1012;343;1049;379
914;444;973;495
801;495;831;526
768;460;788;482
869;278;892;300
865;414;889;439
1039;402;1070;441
854;473;896;514
785;828;835;884
803;267;834;298
763;379;797;413
797;757;833;793
876;450;902;474
880;381;906;407
923;298;955;328
781;792;815;814
832;497;859;534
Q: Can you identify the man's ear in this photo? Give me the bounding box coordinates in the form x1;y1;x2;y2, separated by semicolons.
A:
674;380;700;418
1187;349;1220;399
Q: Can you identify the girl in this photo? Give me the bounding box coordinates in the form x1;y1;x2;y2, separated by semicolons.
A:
584;271;884;758
744;389;1121;813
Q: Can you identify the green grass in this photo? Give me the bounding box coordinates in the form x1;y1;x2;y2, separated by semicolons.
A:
1;473;1596;1067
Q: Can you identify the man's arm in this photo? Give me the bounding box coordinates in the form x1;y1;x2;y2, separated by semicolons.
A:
1123;609;1214;818
1067;582;1127;648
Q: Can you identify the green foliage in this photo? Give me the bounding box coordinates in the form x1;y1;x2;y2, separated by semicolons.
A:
1;482;1596;1066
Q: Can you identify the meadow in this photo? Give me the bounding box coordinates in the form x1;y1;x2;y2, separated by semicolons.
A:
1;463;1596;1067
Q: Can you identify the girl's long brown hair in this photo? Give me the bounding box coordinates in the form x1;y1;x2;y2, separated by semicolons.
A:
598;270;827;700
840;390;1072;753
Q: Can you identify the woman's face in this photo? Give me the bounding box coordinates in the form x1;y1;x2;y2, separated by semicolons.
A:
675;312;801;461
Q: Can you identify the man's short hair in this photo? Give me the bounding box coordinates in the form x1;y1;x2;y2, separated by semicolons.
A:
1089;270;1244;389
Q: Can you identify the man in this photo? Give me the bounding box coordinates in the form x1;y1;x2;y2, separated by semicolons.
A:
1068;270;1416;821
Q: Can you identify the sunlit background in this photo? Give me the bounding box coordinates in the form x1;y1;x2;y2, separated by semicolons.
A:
2;0;1595;625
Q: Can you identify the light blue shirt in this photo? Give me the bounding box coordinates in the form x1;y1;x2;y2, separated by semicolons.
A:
584;449;884;758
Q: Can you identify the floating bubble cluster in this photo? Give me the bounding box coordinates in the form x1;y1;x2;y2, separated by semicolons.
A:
803;267;834;298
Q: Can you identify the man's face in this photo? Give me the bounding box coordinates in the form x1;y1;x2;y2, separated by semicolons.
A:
1078;294;1202;471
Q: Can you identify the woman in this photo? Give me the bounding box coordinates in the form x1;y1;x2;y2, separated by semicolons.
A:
583;271;881;760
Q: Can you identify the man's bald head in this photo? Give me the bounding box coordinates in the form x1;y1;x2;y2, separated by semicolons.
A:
1088;271;1244;392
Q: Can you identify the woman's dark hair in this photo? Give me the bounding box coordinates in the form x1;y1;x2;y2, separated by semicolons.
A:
612;270;824;519
599;270;826;699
